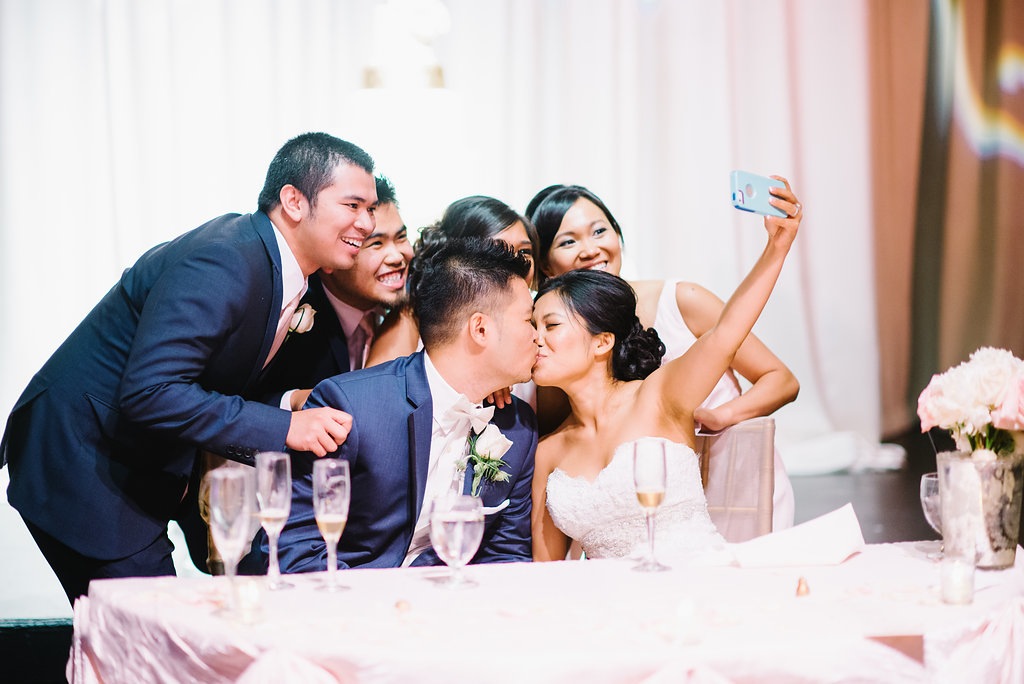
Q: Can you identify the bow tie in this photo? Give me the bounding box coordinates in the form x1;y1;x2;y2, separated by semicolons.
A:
442;395;495;435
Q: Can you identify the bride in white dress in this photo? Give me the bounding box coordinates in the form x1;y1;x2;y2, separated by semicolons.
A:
527;183;799;530
531;178;802;561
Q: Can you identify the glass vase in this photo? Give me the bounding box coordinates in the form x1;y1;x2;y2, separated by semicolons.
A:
936;449;1024;570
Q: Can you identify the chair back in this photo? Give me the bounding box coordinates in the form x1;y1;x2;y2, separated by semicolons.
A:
696;417;775;542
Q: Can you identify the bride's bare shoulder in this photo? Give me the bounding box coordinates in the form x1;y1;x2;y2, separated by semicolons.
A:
536;425;576;473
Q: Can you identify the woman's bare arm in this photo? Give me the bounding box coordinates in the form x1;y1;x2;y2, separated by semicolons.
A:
673;283;799;431
531;439;571;561
364;305;420;368
649;176;802;424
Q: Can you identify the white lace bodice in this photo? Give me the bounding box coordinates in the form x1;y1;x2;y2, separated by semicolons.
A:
545;438;726;560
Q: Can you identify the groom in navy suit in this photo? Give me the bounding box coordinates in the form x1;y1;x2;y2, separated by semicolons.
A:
276;238;539;571
1;132;377;603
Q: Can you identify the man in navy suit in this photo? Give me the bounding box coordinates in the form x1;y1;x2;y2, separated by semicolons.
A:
1;132;376;603
276;238;539;571
259;174;414;411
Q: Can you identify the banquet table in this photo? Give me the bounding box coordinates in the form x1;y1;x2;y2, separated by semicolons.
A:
68;542;1024;683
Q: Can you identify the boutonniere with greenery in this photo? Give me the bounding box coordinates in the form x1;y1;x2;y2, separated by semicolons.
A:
466;424;513;496
288;303;316;335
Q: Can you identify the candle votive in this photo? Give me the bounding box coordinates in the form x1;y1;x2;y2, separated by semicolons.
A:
235;577;264;624
940;555;975;604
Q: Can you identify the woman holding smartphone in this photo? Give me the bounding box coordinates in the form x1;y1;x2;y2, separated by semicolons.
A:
527;179;801;530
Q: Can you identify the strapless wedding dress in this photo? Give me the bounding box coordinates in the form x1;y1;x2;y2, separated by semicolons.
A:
546;437;726;560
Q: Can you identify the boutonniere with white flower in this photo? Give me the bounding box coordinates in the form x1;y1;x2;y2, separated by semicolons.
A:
465;424;513;496
289;303;316;335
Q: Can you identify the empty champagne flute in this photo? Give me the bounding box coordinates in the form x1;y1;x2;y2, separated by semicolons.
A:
919;472;943;559
313;459;350;592
429;494;484;588
207;467;255;615
256;451;293;590
633;439;670;572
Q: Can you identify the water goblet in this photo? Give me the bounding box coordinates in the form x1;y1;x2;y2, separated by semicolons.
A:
429;494;484;588
633;439;670;572
313;459;350;592
255;451;293;590
919;472;943;559
207;467;255;616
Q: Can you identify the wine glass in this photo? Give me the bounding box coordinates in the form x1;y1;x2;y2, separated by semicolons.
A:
429;494;484;588
919;472;943;558
633;439;670;572
255;451;293;590
207;467;255;615
312;459;350;592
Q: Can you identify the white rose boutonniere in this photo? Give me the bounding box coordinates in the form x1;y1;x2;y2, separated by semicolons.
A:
467;424;513;497
289;303;316;335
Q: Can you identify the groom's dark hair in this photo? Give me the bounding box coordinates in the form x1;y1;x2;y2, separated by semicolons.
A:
408;236;531;347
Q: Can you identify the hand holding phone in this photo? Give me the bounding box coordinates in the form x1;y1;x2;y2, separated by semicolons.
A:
730;170;787;218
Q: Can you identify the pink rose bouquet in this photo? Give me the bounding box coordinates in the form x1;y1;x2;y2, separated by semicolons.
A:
918;347;1024;457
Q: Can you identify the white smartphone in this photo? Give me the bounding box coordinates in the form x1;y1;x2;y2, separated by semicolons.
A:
730;170;786;218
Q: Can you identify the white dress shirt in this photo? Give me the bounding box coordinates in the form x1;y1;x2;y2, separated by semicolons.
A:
402;352;477;566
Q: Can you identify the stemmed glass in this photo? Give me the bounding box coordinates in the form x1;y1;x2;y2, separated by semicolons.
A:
312;459;350;592
207;467;255;615
919;472;943;558
633;439;670;572
429;494;484;588
255;451;293;590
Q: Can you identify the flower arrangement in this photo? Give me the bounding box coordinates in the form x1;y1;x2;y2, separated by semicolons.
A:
289;303;316;335
466;424;512;496
918;346;1024;457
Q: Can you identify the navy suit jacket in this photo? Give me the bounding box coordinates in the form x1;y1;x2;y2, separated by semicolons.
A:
276;352;537;572
1;212;293;560
256;274;353;407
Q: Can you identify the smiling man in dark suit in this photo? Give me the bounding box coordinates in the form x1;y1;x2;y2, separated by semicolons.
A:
0;132;377;603
259;174;414;412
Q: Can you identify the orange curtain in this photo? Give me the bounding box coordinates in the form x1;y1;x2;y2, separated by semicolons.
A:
871;0;1024;437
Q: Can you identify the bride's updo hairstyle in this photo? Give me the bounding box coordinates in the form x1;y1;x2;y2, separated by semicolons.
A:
537;270;665;381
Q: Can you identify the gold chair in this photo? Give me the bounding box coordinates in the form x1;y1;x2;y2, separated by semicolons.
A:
697;417;775;542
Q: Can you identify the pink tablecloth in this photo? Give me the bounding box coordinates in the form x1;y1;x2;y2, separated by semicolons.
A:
69;543;1024;683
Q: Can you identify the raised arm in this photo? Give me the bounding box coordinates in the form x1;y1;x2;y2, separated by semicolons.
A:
650;176;802;422
672;282;799;432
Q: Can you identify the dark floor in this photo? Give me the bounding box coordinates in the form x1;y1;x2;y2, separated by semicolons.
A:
791;426;952;543
0;427;957;683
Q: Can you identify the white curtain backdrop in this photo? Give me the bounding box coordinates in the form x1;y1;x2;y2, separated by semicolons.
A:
0;0;880;618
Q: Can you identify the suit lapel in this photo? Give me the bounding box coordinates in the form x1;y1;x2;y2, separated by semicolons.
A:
249;212;284;389
327;328;352;374
406;353;434;527
305;276;352;373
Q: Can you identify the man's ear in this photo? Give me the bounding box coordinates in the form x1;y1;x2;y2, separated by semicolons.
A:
467;311;491;347
278;184;307;222
592;331;615;357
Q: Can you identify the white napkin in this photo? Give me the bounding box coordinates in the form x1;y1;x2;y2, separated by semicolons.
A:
729;503;865;567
